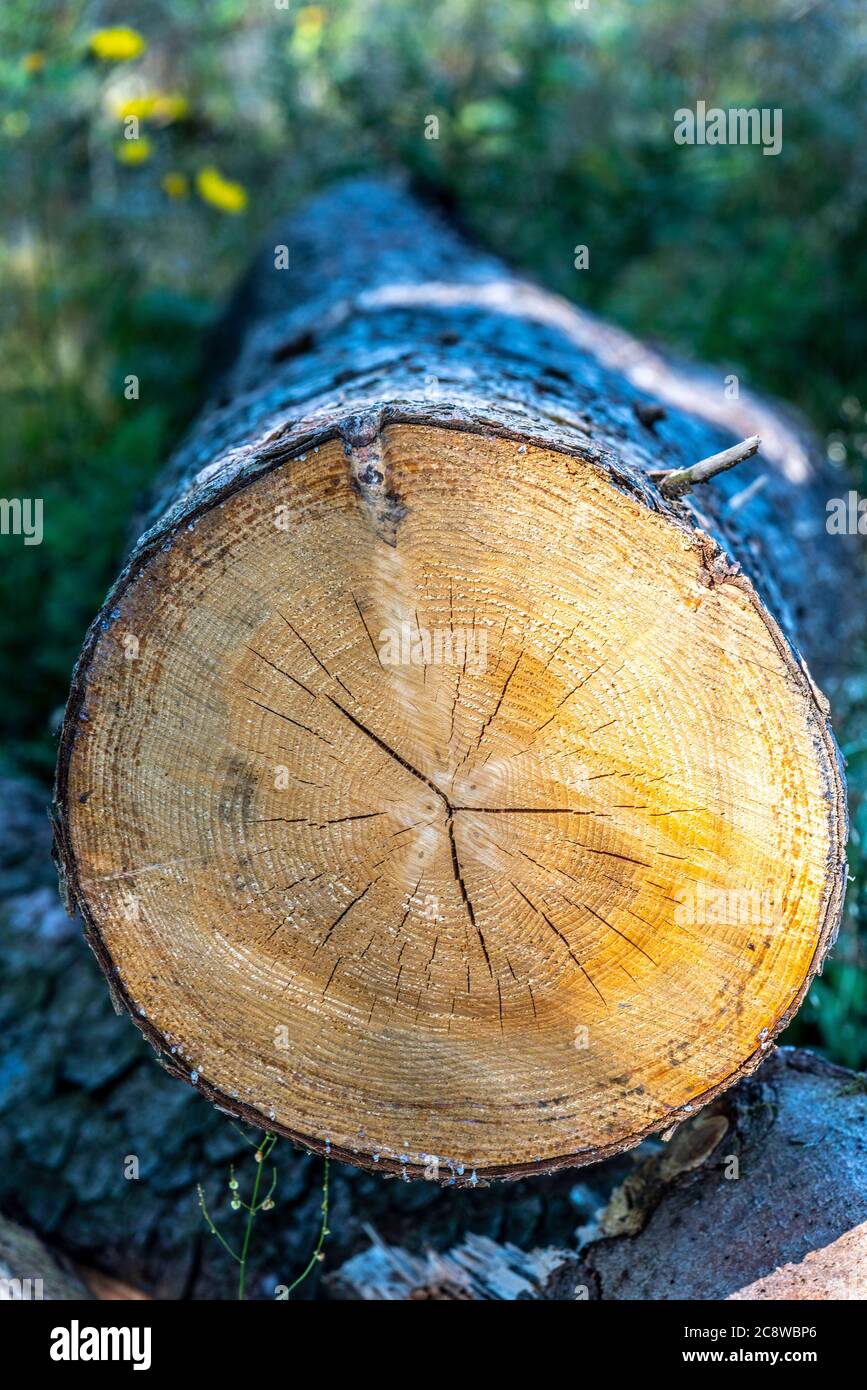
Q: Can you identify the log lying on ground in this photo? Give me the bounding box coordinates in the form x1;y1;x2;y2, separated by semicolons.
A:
54;177;848;1183
1;774;625;1299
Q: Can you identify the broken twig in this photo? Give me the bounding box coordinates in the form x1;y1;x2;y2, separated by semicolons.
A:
652;435;760;500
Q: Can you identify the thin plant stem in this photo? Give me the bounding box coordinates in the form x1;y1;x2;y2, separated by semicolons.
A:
237;1133;276;1300
197;1129;278;1300
197;1186;240;1265
286;1157;330;1298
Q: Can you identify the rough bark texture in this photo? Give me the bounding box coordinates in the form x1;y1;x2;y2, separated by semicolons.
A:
50;176;851;1186
580;1047;867;1300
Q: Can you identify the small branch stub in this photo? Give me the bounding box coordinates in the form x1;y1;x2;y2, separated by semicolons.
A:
653;435;761;500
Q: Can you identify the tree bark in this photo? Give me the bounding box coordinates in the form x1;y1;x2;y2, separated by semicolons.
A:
53;176;849;1185
576;1048;867;1301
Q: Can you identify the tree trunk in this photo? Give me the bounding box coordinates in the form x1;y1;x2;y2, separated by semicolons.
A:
53;176;849;1185
0;1213;92;1301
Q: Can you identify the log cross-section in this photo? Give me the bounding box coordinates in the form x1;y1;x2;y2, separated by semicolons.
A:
53;178;847;1183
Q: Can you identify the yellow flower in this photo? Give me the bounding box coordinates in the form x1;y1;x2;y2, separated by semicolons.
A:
152;93;189;123
196;166;248;214
115;136;152;165
293;6;325;50
162;171;189;199
115;91;189;124
88;28;147;62
23;52;45;74
114;94;157;120
296;6;325;38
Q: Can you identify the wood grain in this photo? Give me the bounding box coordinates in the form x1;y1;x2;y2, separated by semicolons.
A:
58;423;844;1179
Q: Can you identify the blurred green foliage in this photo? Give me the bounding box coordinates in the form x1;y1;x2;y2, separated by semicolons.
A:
0;0;865;1064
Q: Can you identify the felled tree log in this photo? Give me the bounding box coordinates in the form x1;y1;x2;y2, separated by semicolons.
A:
54;177;849;1183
